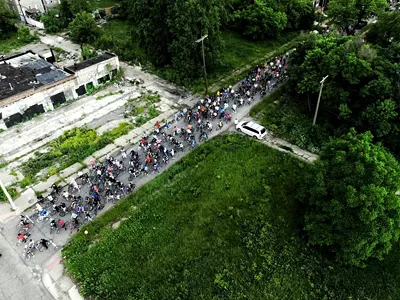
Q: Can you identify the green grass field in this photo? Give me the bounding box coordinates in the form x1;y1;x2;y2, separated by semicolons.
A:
63;134;400;299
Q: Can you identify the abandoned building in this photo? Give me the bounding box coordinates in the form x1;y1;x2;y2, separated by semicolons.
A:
0;51;119;130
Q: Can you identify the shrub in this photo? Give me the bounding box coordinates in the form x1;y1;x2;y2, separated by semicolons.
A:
17;26;36;43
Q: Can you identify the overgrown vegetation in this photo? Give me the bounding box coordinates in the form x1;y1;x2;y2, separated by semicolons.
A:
20;122;133;187
96;90;124;100
0;186;17;202
63;134;400;299
0;26;38;54
251;87;331;152
124;90;161;122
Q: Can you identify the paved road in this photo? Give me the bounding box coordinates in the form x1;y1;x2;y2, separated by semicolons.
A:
0;229;53;300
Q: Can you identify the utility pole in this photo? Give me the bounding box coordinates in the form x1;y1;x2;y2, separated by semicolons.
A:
18;0;27;25
313;75;329;126
40;0;48;13
195;34;208;95
0;179;17;211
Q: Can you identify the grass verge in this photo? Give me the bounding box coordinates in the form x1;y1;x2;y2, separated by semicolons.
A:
19;122;133;188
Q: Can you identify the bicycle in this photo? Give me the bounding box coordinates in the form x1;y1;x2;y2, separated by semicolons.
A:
37;239;60;252
22;246;36;262
16;222;34;233
56;221;69;234
16;233;31;247
37;211;50;223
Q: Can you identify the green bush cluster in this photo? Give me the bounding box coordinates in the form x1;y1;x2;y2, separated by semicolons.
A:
20;122;133;187
251;87;331;153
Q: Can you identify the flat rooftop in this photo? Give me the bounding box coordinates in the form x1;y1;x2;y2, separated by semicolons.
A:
66;52;115;71
0;52;70;101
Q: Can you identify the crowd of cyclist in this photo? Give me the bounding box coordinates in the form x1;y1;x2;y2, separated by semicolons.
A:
15;53;289;261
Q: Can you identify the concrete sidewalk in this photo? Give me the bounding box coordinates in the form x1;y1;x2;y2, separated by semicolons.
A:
42;252;82;300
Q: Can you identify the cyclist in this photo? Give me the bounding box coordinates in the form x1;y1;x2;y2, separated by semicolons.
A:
62;190;69;200
84;211;93;222
60;202;67;213
40;239;49;250
17;233;29;243
121;148;127;159
58;219;67;230
28;239;36;252
232;102;237;113
76;204;84;214
218;120;223;129
51;183;60;194
50;219;57;231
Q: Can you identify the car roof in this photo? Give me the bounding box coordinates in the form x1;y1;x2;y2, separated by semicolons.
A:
245;121;265;131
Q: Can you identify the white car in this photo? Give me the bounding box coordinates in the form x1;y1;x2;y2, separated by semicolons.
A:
236;121;267;139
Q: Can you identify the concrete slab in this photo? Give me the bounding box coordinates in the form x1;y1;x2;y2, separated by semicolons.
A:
68;285;84;300
92;144;117;159
58;276;74;293
83;155;95;166
42;272;70;300
32;175;60;193
114;136;130;147
0;173;18;188
14;187;37;214
59;162;84;179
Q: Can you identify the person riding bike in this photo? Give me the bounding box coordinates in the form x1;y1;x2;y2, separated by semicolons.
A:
17;233;29;243
58;219;66;230
40;239;49;250
50;219;57;230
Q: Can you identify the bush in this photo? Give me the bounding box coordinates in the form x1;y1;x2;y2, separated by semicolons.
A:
17;26;36;43
41;10;63;33
20;123;133;183
0;186;17;202
251;86;331;152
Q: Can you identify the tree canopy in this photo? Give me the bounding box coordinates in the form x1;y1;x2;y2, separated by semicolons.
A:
298;129;400;267
0;0;17;37
287;32;400;153
366;11;400;47
328;0;387;33
125;0;224;85
68;11;99;45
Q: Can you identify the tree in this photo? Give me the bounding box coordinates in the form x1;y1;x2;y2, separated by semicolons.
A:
366;11;400;47
328;0;387;34
232;0;287;39
41;10;63;33
68;11;99;45
298;129;400;267
283;0;315;30
127;0;224;84
67;0;93;15
0;0;17;37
